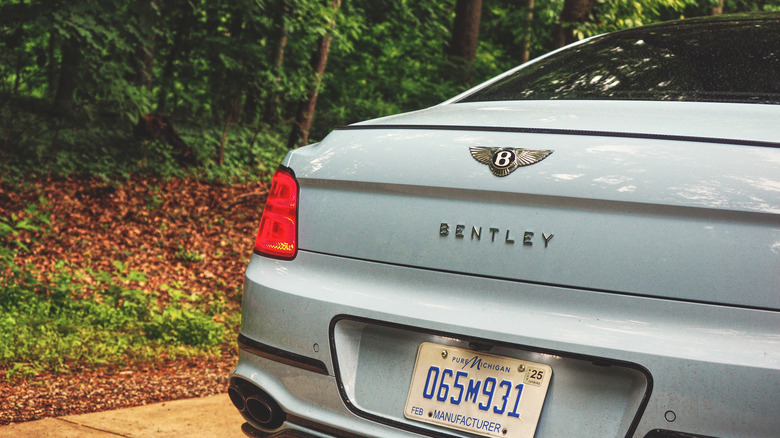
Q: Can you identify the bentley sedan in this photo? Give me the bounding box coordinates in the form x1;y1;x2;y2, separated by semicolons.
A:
229;13;780;438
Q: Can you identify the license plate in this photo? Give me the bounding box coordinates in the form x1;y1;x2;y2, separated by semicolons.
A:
404;342;552;438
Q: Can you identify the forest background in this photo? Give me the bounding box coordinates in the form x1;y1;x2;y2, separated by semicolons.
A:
2;0;777;181
0;0;778;423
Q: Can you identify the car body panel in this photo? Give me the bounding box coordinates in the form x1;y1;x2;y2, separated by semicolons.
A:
284;109;780;309
239;251;780;437
232;15;780;438
355;101;780;146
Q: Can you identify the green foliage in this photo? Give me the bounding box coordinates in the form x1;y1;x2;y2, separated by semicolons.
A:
314;0;463;136
0;261;228;379
175;247;205;263
144;283;223;347
0;197;50;273
481;0;562;67
0;106;286;183
0;1;153;116
2;0;771;181
575;0;699;38
2;2;775;380
184;125;289;183
0;207;228;380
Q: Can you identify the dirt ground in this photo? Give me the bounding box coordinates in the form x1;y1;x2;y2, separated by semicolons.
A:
0;176;268;424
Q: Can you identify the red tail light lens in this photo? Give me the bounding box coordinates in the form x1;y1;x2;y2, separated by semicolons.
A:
254;167;298;259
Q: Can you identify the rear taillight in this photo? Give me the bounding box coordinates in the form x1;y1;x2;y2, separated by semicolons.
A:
254;167;298;259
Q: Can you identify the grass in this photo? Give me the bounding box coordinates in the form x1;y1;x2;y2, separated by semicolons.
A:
0;109;278;381
0;257;234;380
0;194;239;381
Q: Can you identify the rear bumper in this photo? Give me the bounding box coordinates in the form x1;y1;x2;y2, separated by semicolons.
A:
231;251;780;438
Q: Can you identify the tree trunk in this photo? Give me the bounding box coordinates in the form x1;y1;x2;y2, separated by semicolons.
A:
156;7;192;114
710;0;724;15
133;0;157;92
47;32;57;100
287;0;341;149
13;48;22;96
260;0;290;125
53;38;81;116
219;97;242;166
156;30;182;114
449;0;482;61
519;0;534;64
552;0;595;49
448;0;483;85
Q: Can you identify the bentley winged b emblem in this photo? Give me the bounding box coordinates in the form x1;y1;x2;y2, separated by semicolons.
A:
469;147;553;177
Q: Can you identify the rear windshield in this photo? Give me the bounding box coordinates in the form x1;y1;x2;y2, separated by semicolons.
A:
460;16;780;104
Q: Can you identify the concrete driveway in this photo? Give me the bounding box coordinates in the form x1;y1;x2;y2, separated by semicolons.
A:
0;394;245;437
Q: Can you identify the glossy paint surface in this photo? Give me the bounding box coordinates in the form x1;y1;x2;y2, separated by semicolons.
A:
286;102;780;309
233;17;780;438
237;251;779;437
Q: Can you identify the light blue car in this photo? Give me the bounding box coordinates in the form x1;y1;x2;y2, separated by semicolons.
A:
229;13;780;438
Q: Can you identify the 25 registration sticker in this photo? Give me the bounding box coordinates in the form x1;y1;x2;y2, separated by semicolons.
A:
404;342;552;438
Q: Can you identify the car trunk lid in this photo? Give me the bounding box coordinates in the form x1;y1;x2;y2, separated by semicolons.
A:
286;101;780;310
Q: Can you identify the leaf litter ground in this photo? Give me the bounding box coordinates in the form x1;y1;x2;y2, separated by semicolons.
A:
0;176;268;424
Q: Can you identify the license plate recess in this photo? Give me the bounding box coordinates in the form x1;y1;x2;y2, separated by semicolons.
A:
404;342;552;438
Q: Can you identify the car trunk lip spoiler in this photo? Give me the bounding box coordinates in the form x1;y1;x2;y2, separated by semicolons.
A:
336;124;780;149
